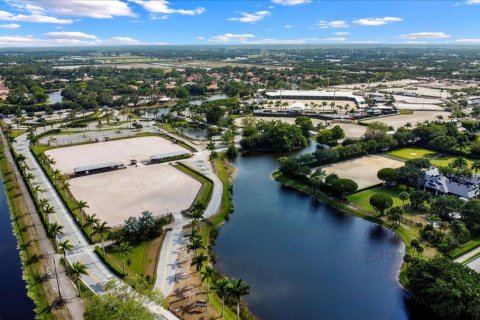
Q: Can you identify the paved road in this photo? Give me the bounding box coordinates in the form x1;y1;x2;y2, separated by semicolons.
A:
454;246;480;272
11;128;178;320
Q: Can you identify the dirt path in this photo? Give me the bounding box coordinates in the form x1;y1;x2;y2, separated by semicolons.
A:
167;227;223;320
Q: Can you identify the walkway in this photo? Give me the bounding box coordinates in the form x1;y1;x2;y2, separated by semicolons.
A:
154;149;223;297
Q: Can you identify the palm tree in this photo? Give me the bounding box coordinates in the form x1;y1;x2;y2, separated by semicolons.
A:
190;203;205;224
187;237;204;257
191;252;208;272
47;222;64;238
200;266;215;302
84;213;99;238
118;242;133;273
228;278;251;320
471;160;480;174
214;277;230;317
76;200;89;224
25;172;35;184
399;191;409;207
93;221;111;254
39;198;49;210
32;185;42;196
450;157;468;171
209;151;219;161
57;239;73;260
43;204;55;216
67;261;88;295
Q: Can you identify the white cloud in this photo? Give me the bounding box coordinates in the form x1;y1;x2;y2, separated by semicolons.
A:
43;31;98;39
107;36;142;44
196;36;205;40
0;35;99;47
228;11;270;23
131;0;205;16
316;20;349;29
454;38;480;44
271;0;311;5
0;34;145;47
321;37;346;42
404;41;428;44
284;25;293;29
208;33;255;43
333;31;349;35
249;38;306;44
10;0;135;19
48;0;133;18
466;0;480;4
352;17;403;26
0;10;73;24
400;32;451;39
0;23;21;29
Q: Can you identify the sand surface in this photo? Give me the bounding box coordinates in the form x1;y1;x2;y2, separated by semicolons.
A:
46;136;187;174
315;155;404;189
69;165;201;226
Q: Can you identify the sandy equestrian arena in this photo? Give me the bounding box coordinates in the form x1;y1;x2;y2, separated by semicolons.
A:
315;155;404;189
69;165;201;226
363;111;450;129
45;136;188;174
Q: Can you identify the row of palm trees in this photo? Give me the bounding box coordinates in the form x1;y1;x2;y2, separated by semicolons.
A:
12;148;89;297
186;203;250;319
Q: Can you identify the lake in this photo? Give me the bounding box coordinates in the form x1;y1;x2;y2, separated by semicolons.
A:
0;173;36;319
214;144;436;320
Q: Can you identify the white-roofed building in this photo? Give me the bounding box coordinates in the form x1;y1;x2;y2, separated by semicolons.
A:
424;167;480;199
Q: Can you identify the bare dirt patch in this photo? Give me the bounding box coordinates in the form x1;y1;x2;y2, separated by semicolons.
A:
315;155;404;189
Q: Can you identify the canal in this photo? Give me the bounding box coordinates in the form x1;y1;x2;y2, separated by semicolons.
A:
0;173;36;319
214;143;436;320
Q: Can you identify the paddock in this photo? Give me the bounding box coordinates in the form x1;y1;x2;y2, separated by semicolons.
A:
45;136;188;174
314;155;404;189
68;165;201;226
363;111;450;129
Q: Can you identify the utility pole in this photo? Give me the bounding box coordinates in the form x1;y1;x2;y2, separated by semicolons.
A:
53;256;62;303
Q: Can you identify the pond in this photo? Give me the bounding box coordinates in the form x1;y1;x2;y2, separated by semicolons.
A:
175;126;212;140
213;143;437;320
47;90;63;104
0;173;36;319
190;94;229;106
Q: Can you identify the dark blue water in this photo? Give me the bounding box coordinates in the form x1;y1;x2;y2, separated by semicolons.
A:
214;144;432;320
0;175;36;319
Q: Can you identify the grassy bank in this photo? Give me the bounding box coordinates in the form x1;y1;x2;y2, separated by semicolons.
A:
0;134;68;319
174;163;213;209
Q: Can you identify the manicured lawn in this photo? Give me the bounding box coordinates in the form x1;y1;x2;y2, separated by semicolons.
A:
175;163;213;208
105;237;163;282
387;147;474;168
347;186;405;213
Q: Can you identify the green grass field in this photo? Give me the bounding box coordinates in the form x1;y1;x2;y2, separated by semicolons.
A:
347;186;405;212
387;147;475;168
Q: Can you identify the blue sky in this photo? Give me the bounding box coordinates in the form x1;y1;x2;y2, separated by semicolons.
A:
0;0;479;47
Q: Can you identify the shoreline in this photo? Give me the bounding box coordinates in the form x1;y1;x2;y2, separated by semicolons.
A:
271;170;413;287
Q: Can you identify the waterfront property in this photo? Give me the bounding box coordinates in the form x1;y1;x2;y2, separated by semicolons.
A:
424;167;480;199
314;155;404;189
